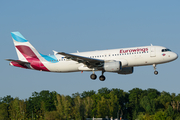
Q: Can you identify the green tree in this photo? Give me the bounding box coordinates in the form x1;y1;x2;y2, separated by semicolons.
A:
111;88;129;119
26;90;57;119
81;90;96;98
0;103;9;120
175;94;180;112
165;105;174;119
109;91;120;118
83;96;94;118
140;96;156;114
98;87;111;99
1;95;14;104
157;91;172;110
97;96;110;118
72;95;84;120
128;88;145;120
55;94;71;120
45;111;59;120
91;93;101;117
153;110;166;120
8;98;26;120
137;112;154;120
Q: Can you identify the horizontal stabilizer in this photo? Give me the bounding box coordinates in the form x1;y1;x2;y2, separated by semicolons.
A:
6;59;30;65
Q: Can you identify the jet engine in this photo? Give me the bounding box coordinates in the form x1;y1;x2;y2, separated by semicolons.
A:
118;67;134;74
103;61;133;74
104;61;122;72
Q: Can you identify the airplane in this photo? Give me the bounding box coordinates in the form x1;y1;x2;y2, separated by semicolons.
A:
6;32;178;81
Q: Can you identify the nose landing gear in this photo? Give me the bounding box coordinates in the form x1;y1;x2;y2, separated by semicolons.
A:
153;64;158;75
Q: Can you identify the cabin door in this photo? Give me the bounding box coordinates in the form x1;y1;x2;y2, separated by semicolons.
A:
150;47;156;57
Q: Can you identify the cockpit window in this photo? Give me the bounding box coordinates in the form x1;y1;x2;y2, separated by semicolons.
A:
162;49;171;52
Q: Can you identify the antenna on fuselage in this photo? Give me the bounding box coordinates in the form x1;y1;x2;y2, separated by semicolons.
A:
151;44;153;46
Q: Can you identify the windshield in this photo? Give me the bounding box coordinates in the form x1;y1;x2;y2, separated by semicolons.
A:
162;49;171;52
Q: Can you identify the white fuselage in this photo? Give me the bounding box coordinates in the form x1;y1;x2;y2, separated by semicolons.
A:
42;46;178;72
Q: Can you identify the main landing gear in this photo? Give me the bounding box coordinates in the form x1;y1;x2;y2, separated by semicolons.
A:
90;74;97;80
90;70;106;81
99;71;105;81
153;64;158;75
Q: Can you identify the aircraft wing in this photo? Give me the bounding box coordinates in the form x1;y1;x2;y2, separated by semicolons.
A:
57;52;104;68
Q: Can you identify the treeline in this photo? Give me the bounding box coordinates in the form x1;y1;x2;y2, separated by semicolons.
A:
0;87;180;120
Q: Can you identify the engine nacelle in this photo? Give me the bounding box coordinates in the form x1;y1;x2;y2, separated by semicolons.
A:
118;67;133;74
104;61;122;72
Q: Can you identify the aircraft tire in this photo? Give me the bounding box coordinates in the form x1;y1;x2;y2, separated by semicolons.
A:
154;71;158;75
99;75;105;81
90;74;97;80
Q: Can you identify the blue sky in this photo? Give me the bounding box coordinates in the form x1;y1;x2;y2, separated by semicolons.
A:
1;1;180;99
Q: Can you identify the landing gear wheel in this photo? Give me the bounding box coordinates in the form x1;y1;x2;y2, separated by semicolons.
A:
154;71;158;75
99;75;105;81
90;74;97;80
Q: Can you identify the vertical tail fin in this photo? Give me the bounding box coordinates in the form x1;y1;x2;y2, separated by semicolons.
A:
11;32;40;61
10;32;50;71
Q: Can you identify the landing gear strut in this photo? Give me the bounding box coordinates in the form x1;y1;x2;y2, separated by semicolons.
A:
99;71;105;81
153;64;158;75
90;69;97;80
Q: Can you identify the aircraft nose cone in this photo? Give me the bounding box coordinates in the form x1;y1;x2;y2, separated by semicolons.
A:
173;53;178;60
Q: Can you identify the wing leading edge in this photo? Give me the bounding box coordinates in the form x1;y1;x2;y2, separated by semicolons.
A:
57;52;104;68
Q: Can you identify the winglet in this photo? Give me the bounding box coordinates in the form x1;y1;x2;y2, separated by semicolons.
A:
53;50;58;55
